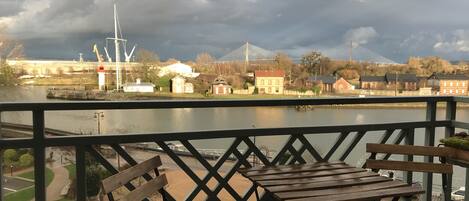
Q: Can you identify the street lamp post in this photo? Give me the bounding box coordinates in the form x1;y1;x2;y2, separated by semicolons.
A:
94;112;104;135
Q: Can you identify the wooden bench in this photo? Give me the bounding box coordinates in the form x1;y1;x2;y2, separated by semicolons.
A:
365;143;453;200
101;155;169;201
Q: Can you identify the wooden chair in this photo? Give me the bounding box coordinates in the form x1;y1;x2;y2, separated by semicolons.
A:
365;143;453;200
101;155;169;201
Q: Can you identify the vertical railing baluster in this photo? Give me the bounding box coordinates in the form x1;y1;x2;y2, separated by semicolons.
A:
404;128;414;185
33;109;46;201
0;111;3;201
446;100;456;201
445;100;456;137
423;101;437;201
76;145;87;201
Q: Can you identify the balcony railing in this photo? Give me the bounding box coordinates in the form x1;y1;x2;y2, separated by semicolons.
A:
0;96;465;201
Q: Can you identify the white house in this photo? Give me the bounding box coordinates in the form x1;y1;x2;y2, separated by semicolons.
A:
158;62;200;78
171;76;186;93
123;79;155;93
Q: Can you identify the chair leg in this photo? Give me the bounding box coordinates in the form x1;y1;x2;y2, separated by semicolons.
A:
255;188;260;201
442;173;452;201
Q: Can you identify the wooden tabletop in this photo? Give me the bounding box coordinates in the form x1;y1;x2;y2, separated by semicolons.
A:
238;161;424;201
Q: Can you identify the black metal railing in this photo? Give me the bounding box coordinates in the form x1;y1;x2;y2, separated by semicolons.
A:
0;96;464;201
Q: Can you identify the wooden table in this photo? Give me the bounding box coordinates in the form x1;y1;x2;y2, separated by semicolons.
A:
238;161;424;201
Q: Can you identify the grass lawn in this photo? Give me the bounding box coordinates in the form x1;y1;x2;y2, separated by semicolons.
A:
64;164;76;180
5;167;54;201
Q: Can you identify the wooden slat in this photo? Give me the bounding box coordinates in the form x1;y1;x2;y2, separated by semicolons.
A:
250;167;365;181
243;163;351;177
102;155;162;194
122;174;168;201
238;161;345;173
366;159;453;174
266;176;391;193
276;180;408;199
366;143;453;157
258;171;379;186
289;185;424;201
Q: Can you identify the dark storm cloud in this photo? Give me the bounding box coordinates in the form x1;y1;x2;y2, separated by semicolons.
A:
3;0;469;62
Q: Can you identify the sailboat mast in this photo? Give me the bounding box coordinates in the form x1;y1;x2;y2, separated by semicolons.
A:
114;3;121;90
244;42;249;73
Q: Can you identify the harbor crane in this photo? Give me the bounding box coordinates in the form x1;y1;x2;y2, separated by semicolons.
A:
93;44;106;91
92;44;104;63
124;44;137;63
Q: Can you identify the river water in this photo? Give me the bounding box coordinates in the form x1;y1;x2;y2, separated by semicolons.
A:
0;86;468;192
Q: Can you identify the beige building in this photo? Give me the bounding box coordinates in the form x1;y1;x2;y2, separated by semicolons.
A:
428;73;469;95
254;70;285;94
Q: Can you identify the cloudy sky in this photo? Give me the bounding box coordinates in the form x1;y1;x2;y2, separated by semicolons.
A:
2;0;469;63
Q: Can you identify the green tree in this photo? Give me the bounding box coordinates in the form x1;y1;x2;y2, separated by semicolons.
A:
3;149;17;165
0;62;18;85
312;85;321;96
18;153;33;167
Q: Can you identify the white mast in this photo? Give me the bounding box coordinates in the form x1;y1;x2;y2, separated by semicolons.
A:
244;42;249;73
114;3;121;91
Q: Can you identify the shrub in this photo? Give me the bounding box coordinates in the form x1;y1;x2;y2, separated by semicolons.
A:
3;149;17;165
18;153;34;167
86;165;111;196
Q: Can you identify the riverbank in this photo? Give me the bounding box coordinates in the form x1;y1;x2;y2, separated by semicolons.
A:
45;89;469;109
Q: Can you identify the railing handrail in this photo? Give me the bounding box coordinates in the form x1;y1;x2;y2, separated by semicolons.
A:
0;96;457;111
0;120;451;149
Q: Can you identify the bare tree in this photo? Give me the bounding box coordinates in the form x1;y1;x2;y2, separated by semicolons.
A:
195;52;215;73
136;48;160;65
274;52;294;83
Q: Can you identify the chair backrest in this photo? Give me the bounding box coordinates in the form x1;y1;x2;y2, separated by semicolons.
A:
101;155;167;201
365;143;453;174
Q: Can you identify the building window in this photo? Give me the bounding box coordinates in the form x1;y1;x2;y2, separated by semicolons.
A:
276;87;279;93
463;90;465;94
444;89;447;94
450;82;453;87
456;90;459;94
450;89;453;94
457;82;459;87
444;81;447;86
260;79;264;85
464;82;466;87
268;80;272;85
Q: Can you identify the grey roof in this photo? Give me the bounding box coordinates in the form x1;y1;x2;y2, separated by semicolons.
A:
213;76;230;85
360;76;386;82
385;73;418;82
429;73;469;80
309;75;336;84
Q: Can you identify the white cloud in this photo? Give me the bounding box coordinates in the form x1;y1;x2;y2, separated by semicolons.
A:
343;26;378;47
433;29;469;53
